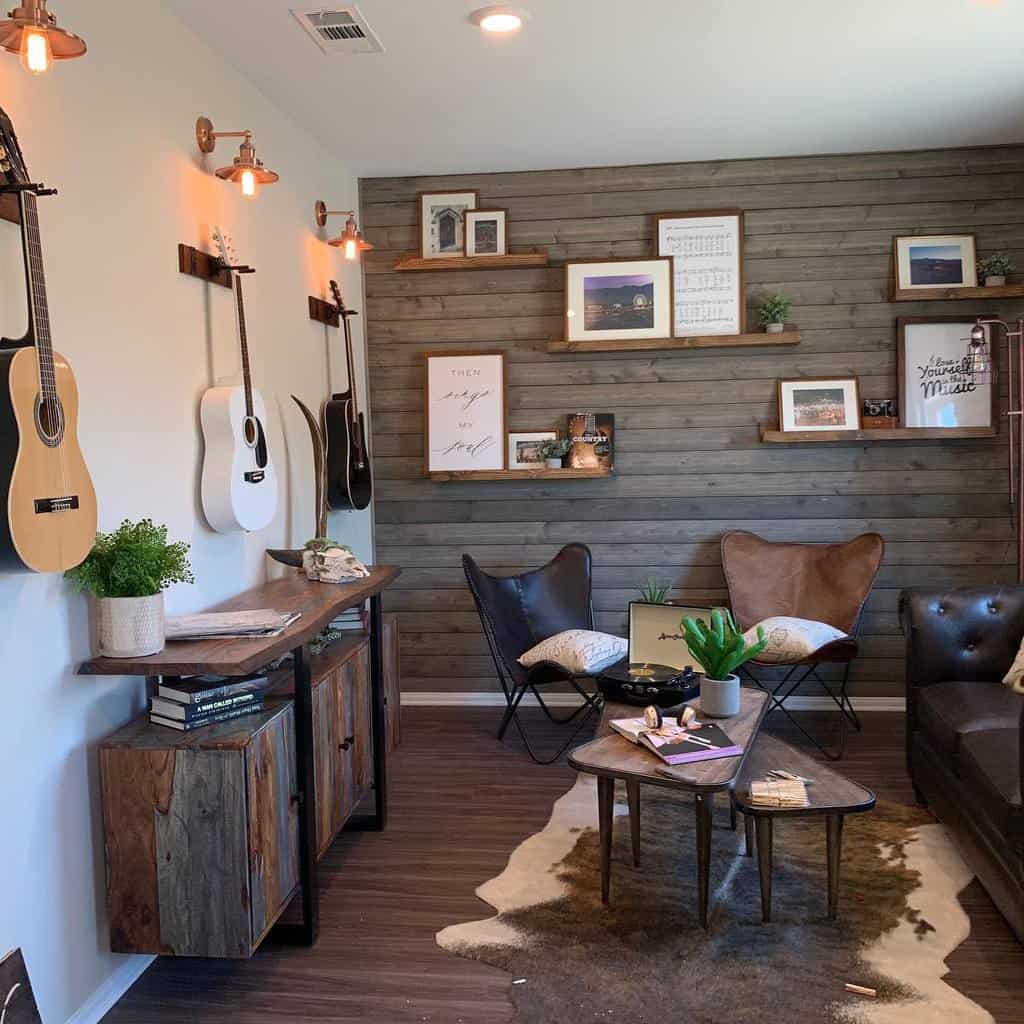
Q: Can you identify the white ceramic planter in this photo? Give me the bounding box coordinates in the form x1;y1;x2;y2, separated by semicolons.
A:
700;674;740;717
765;322;785;334
985;275;1006;287
95;593;165;658
545;458;563;469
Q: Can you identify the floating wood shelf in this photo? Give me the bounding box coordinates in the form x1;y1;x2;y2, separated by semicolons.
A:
428;466;612;482
393;249;549;272
546;330;801;354
760;425;997;443
891;283;1024;302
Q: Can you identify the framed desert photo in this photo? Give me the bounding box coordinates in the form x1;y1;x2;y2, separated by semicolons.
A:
564;257;672;344
778;378;861;433
418;190;479;259
465;208;508;257
894;234;978;292
508;431;556;469
897;316;996;429
423;350;506;473
655;209;744;337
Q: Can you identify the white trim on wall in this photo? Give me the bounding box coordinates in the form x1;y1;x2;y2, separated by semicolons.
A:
64;957;153;1024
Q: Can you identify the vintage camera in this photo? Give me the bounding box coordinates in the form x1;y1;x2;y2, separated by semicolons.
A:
862;397;896;418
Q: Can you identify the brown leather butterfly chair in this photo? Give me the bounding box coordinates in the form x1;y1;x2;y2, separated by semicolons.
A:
721;530;885;759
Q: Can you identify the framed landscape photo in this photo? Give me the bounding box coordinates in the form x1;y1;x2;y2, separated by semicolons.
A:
465;208;508;257
564;257;673;344
423;350;506;473
655;209;744;337
897;316;995;429
894;234;978;292
418;190;479;259
777;378;861;433
508;431;556;469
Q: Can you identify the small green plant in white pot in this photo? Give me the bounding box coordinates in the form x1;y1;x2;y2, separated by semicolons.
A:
681;608;768;717
66;519;194;658
978;254;1014;288
757;293;793;334
538;438;571;469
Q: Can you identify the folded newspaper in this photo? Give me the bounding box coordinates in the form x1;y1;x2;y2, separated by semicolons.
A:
165;609;302;640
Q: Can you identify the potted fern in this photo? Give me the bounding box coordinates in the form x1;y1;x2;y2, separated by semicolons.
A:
978;254;1014;288
757;293;792;334
66;519;194;658
681;608;767;717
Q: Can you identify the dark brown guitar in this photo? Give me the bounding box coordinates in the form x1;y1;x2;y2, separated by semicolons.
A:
0;105;97;573
323;280;372;511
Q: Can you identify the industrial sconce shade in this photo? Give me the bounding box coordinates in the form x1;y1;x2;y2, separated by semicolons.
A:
315;200;373;259
196;116;279;196
0;0;86;73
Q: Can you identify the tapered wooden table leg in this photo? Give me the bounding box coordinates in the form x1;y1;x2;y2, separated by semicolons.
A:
695;794;713;928
597;776;614;904
626;779;641;867
756;817;773;923
826;814;845;920
744;812;754;857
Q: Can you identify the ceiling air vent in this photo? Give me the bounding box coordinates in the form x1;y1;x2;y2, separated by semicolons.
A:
291;7;384;55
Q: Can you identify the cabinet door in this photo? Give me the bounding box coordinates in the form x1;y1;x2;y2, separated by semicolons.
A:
246;704;300;946
312;674;338;857
351;644;373;804
332;661;358;826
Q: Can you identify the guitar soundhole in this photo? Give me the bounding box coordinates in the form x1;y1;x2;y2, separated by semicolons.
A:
243;417;258;446
34;393;65;447
243;415;269;470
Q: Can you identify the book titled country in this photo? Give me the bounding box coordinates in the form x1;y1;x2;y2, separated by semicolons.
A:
150;687;262;722
157;672;268;705
611;715;742;765
150;699;265;732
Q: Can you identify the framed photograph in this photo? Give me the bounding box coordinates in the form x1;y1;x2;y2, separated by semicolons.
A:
628;602;713;672
465;208;508;257
564;257;673;344
423;350;506;473
656;209;744;337
777;378;861;432
508;431;556;469
894;234;978;291
418;190;479;259
897;316;995;429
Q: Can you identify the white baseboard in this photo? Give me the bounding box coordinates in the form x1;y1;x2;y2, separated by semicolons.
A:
65;956;154;1024
401;692;906;712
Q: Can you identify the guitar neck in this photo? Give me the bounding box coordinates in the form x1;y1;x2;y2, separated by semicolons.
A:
342;312;359;419
234;275;254;418
20;191;57;402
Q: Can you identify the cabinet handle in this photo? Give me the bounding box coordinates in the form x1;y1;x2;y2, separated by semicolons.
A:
338;735;355;751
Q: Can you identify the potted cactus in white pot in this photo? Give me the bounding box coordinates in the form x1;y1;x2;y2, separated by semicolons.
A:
66;519;194;658
680;608;768;717
978;254;1014;288
757;293;793;334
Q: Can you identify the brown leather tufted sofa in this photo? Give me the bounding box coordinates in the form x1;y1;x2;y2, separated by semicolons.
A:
900;586;1024;939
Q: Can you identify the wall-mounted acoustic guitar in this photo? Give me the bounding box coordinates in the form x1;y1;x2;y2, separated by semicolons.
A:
323;279;372;511
0;105;97;573
199;228;278;533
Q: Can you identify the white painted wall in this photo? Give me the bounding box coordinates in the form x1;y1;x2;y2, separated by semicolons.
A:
0;2;373;1021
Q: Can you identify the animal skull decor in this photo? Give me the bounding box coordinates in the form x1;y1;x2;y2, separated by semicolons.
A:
302;545;370;584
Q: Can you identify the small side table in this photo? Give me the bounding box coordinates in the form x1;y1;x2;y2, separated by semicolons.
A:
732;733;876;923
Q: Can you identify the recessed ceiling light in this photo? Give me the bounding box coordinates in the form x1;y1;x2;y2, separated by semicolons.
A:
470;6;527;34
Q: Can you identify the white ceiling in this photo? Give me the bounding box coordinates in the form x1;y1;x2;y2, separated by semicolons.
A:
166;0;1024;178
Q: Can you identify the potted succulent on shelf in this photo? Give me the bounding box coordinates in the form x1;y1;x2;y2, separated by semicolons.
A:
757;292;793;334
66;519;194;658
978;254;1015;288
538;438;571;469
680;608;768;717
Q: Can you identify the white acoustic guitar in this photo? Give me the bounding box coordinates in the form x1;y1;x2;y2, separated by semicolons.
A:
199;228;278;533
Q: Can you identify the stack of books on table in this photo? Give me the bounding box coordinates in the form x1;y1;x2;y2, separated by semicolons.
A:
164;609;301;641
149;673;268;732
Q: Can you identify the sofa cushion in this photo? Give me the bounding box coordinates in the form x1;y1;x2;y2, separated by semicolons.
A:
959;729;1024;841
916;680;1023;770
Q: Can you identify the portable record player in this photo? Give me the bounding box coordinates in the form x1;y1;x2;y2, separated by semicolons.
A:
597;601;716;707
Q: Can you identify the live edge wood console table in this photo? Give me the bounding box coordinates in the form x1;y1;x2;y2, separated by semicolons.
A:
80;566;401;958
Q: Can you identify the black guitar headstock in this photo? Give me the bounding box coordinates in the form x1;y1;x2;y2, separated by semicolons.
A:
329;279;358;318
0;104;30;187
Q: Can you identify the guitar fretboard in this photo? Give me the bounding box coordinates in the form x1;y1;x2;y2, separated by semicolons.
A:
234;275;254;419
22;191;57;403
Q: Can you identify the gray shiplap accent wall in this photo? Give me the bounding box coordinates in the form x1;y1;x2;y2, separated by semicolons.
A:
360;146;1024;699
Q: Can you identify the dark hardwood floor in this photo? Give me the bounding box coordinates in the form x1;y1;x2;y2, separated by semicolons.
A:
102;708;1023;1023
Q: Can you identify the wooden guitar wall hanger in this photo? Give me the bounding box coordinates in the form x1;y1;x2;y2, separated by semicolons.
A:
177;242;234;289
308;295;340;328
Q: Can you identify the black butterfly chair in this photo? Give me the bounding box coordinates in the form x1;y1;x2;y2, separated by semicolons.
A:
463;543;605;764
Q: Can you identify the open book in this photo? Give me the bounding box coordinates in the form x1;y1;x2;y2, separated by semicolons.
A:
610;714;743;766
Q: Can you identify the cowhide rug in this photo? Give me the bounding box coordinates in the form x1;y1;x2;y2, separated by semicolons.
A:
438;777;989;1023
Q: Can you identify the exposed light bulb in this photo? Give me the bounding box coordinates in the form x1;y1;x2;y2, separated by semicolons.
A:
20;27;50;74
344;237;358;261
240;168;257;198
479;12;521;31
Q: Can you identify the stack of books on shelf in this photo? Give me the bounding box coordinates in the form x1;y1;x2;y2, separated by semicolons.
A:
331;602;368;632
150;672;268;732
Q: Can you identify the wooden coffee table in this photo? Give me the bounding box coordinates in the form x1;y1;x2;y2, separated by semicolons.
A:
733;733;876;922
568;688;769;928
